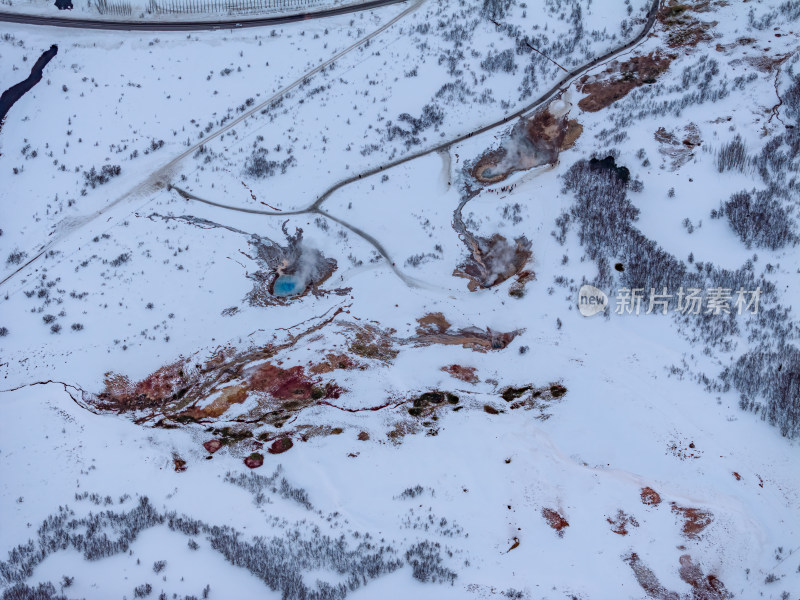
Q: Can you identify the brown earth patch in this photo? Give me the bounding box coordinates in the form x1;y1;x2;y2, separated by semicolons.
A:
658;1;717;49
87;309;545;452
472;105;571;184
508;270;535;299
453;233;533;292
607;510;640;535
578;52;673;112
203;439;223;454
249;364;316;401
624;552;681;600
94;320;349;429
309;352;365;374
732;471;741;481
407;391;460;418
357;431;370;441
671;503;713;539
472;147;509;184
244;452;264;468
501;383;567;420
542;508;569;537
179;385;249;421
415;314;522;352
742;53;791;73
715;36;756;54
679;554;733;600
387;420;420;445
626;551;732;600
560;119;583;150
441;364;479;383
294;424;344;442
416;312;451;334
641;487;662;506
173;456;187;472
483;404;499;415
343;322;399;363
267;437;293;454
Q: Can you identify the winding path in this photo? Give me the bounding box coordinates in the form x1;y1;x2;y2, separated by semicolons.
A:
173;0;662;279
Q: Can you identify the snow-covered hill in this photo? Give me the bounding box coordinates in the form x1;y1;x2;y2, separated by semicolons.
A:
1;0;800;598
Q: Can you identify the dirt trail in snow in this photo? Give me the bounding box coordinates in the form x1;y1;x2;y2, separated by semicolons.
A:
0;0;424;289
172;0;662;286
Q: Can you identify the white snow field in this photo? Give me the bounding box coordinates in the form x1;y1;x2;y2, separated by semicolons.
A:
2;0;800;598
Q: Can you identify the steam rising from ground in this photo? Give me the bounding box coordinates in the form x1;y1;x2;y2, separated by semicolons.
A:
245;224;341;306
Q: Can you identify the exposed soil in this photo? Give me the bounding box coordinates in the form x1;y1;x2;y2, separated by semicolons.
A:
577;52;673;112
453;233;533;292
182;385;248;420
248;364;338;402
542;508;569;537
203;439;222;454
500;383;567;420
267;437;293;454
92;309;360;425
641;486;662;506
472;105;573;183
406;391;460;418
658;1;716;49
607;509;640;535
714;37;756;54
624;553;681;600
173;456;188;473
294;424;344;442
309;353;365;374
416;312;451;333
560;119;583;150
386;420;420;444
244;452;264;468
679;554;733;600
244;224;342;307
671;503;713;539
87;308;561;453
343;322;399;363
415;313;522;352
742;54;791;74
441;364;479;384
508;270;535;298
625;552;733;600
472;147;508;184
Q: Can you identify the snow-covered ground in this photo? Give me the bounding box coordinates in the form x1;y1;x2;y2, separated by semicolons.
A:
0;0;373;23
2;0;800;598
